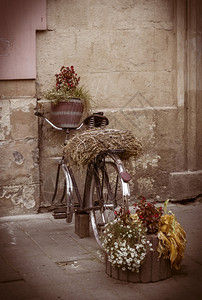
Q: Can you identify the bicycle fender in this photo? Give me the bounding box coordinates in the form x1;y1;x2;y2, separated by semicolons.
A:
120;171;131;182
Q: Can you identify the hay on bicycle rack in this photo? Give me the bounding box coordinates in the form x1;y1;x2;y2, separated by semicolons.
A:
63;128;142;167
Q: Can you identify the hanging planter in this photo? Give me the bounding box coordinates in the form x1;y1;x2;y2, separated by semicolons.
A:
43;65;91;127
51;98;84;128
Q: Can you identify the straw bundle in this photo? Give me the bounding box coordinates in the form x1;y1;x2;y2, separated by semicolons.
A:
63;128;142;167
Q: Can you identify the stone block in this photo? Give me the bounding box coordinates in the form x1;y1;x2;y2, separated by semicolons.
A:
76;29;155;73
0;183;39;217
154;30;175;71
75;213;89;238
154;107;185;171
0;80;36;98
88;71;156;109
48;0;89;30
169;170;202;200
154;71;175;106
10;98;38;140
90;0;172;30
0;139;39;186
154;0;174;30
0;99;10;140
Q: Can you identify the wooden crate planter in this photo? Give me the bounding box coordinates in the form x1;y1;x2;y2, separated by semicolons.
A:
105;234;172;283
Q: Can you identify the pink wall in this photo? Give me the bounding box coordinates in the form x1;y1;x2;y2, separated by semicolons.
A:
0;0;46;80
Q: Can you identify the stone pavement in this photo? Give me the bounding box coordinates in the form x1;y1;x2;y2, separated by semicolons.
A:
0;201;202;300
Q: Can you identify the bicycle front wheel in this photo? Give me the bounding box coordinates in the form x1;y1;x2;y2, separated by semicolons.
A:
86;156;130;247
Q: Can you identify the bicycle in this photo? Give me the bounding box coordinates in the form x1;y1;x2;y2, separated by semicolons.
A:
35;111;131;247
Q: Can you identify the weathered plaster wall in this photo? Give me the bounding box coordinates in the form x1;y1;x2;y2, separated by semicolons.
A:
0;97;39;215
35;0;201;208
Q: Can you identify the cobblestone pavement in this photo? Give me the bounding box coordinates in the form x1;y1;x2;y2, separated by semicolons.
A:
0;201;202;300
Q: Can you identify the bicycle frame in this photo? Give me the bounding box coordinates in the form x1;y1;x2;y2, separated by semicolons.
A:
35;111;130;220
55;158;83;208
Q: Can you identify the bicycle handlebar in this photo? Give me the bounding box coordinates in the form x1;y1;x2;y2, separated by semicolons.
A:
35;110;108;131
34;111;63;131
34;111;85;131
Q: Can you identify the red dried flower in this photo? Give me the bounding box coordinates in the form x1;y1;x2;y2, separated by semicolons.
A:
55;66;80;91
134;197;163;234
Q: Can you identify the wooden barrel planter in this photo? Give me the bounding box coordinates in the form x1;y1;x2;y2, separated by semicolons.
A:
51;98;84;128
105;234;172;283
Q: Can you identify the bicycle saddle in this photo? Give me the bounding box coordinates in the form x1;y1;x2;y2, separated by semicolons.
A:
84;112;109;128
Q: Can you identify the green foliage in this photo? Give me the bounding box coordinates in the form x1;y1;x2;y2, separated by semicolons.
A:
44;85;91;105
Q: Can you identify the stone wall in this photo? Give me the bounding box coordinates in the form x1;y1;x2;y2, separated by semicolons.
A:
0;95;39;216
0;0;201;216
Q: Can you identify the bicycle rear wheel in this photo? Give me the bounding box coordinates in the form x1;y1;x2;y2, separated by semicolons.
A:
86;155;130;247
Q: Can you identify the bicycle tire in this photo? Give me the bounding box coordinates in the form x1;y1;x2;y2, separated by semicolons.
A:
62;164;75;223
86;155;130;247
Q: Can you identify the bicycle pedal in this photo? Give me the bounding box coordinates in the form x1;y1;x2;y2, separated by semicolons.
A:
53;212;67;219
53;207;67;213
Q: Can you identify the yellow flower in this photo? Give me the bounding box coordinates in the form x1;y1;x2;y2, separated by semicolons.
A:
157;214;186;270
